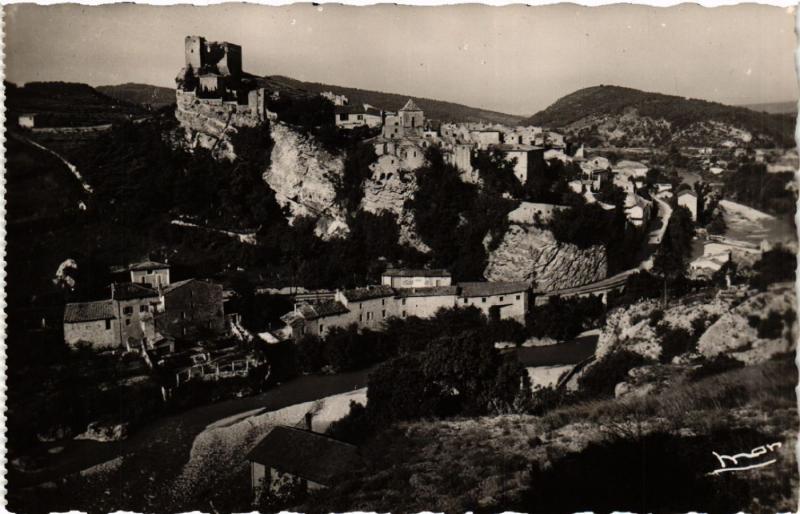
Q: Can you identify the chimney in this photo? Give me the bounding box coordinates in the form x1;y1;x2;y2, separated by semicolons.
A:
304;412;313;432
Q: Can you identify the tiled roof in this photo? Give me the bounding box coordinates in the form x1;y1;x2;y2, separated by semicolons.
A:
341;285;396;302
400;99;421;111
129;260;170;271
160;278;196;295
396;286;459;298
246;426;360;486
297;301;350;321
382;268;451;278
458;281;530;298
112;282;160;301
64;300;116;323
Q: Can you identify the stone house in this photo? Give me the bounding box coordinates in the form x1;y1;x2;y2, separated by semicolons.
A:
156;279;226;339
18;113;37;129
336;286;399;330
111;283;160;350
395;286;459;319
129;260;171;288
381;268;452;289
64;283;159;350
281;280;531;339
63;300;119;349
458;282;529;323
334;104;382;129
493;144;546;184
247;425;361;500
281;300;352;339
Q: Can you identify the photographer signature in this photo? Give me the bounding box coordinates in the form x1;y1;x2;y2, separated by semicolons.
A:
708;442;782;475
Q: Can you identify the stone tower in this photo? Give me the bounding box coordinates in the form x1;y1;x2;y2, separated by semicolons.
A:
399;99;424;136
185;35;205;70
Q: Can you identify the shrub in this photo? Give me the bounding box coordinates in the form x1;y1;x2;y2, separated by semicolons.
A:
689;354;744;381
325;401;372;445
756;310;785;339
659;327;695;363
749;246;796;290
578;350;648;398
648;309;664;327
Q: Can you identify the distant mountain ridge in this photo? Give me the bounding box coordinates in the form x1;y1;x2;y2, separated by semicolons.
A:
264;75;525;125
97;83;175;109
741;100;797;115
5;81;145;126
98;76;525;125
525;85;795;148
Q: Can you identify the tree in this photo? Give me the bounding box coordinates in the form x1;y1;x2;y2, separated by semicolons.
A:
366;354;440;426
750;245;796;290
652;206;695;304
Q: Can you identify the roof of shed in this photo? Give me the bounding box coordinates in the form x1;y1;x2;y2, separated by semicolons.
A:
246;426;361;486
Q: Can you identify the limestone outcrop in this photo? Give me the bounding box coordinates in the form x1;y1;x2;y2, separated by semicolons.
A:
360;154;430;253
697;283;796;364
484;224;607;292
266;122;349;240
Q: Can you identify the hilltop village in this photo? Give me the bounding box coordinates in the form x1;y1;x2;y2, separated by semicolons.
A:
5;33;797;514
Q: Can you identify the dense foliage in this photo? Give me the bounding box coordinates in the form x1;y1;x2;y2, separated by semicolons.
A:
724;163;796;214
408;147;517;279
525;295;606;341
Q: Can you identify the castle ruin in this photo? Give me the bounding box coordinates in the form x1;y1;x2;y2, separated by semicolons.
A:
175;36;274;155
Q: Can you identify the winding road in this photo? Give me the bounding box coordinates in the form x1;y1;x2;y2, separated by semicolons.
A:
8;369;372;513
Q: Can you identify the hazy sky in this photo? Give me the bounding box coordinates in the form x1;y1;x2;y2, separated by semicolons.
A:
4;3;798;115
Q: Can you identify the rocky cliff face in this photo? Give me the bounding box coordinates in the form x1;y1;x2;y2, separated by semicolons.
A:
175;90;262;160
266;122;349;240
484;223;607;291
360;154;430;253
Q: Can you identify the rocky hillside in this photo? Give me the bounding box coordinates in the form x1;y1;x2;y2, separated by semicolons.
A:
360;155;430;253
97;83;175;109
267;122;349;240
484;222;607;291
525;85;794;148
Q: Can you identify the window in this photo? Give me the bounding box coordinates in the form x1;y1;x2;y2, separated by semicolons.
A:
105;319;111;330
359;314;363;322
367;312;372;321
147;270;153;275
382;310;386;318
516;295;521;300
381;299;385;306
125;319;131;326
401;299;406;306
402;310;407;318
181;312;187;320
463;298;468;304
481;297;487;303
140;305;148;313
123;306;133;315
319;323;324;333
499;296;504;302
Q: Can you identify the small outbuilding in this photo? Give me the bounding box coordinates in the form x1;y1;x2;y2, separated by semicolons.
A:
247;425;361;499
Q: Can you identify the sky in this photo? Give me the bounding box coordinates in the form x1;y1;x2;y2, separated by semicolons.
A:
4;3;798;115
